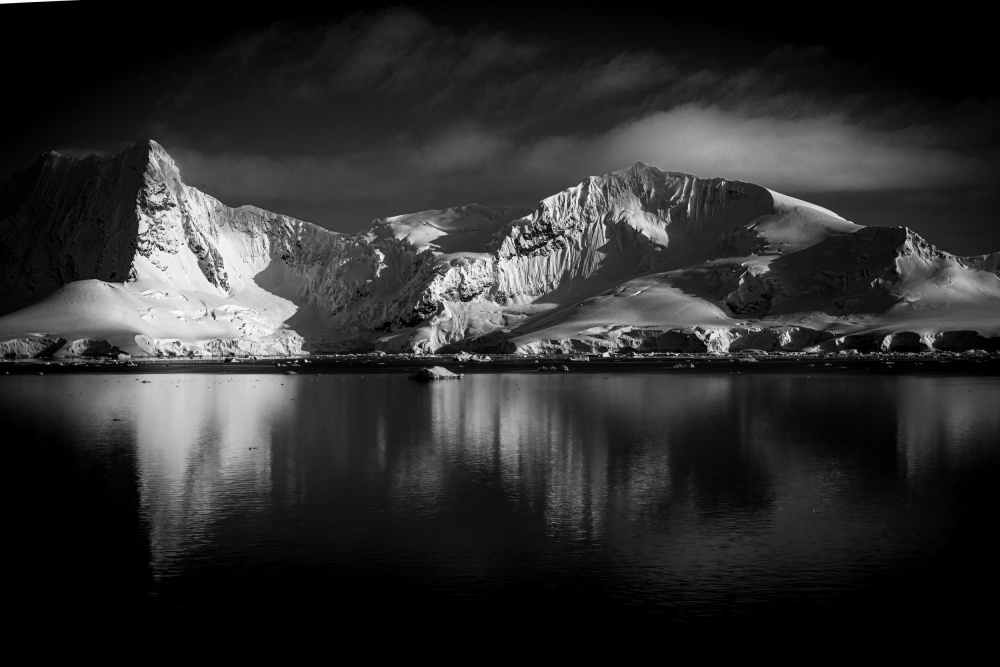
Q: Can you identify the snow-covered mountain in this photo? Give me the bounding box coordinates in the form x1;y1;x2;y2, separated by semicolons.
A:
1;140;998;357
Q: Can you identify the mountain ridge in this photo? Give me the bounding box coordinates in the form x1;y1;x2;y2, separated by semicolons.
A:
1;140;998;357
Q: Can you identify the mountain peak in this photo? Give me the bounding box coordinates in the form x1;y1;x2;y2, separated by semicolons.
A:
616;161;663;179
127;139;173;164
34;141;169;167
144;139;173;161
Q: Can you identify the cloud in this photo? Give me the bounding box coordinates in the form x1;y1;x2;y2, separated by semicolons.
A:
164;125;518;226
415;124;512;174
167;101;991;236
333;9;433;88
516;105;987;193
146;9;996;236
160;10;990;152
166;147;375;207
216;8;543;101
577;52;675;99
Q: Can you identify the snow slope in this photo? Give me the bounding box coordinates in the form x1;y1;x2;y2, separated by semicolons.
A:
365;204;531;255
1;142;998;357
0;142;444;355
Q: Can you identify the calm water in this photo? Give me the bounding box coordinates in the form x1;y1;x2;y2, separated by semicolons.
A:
5;370;999;622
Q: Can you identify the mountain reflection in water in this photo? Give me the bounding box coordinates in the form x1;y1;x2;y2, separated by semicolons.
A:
6;371;998;622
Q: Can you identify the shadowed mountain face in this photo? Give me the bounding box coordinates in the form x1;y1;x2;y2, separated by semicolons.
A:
0;147;146;314
0;141;998;357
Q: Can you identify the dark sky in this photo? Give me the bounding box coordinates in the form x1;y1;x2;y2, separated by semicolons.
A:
3;2;998;253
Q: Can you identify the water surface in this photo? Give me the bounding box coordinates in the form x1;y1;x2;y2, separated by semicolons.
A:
6;371;998;622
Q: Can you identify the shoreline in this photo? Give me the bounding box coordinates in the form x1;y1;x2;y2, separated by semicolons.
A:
2;351;999;376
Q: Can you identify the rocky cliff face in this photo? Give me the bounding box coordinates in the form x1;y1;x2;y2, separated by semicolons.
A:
491;164;773;300
1;141;998;357
0;148;144;314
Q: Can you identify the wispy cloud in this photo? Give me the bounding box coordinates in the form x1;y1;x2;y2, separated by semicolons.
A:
577;52;676;99
145;9;997;238
414;124;512;175
167;147;377;205
515;105;988;192
168;100;993;231
215;8;543;101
